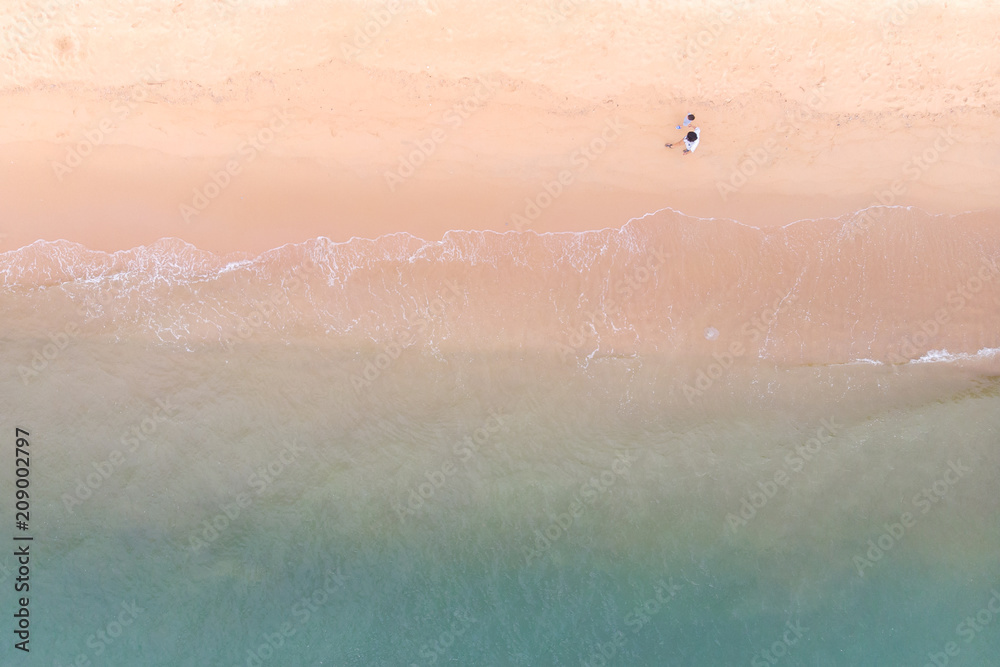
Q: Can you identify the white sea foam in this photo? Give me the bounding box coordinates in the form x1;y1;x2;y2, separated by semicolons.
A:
1;206;997;368
913;348;1000;364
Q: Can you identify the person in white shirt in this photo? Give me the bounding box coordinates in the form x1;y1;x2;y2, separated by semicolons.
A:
665;127;700;155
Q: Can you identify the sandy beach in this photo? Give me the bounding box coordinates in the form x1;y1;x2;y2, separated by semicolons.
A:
1;0;998;253
4;3;1000;665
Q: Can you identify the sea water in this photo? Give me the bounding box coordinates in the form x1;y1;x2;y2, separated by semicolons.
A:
1;207;999;665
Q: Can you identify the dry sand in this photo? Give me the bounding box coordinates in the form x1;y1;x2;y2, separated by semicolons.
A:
1;0;998;254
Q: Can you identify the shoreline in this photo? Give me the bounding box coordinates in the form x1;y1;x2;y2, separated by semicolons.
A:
4;205;999;368
4;201;998;256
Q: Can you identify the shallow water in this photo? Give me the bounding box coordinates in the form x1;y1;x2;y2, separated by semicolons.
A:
2;207;999;665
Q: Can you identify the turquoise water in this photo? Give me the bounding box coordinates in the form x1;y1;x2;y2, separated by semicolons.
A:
4;340;999;666
23;541;1000;665
2;212;1000;665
